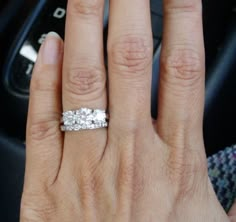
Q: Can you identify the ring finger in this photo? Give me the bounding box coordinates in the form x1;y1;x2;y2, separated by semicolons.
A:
62;0;107;167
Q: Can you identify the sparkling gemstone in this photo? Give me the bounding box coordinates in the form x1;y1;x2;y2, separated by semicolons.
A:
87;113;94;121
81;124;87;130
89;124;95;129
74;124;81;130
62;108;108;131
67;126;73;131
80;108;92;115
63;111;76;126
93;110;106;123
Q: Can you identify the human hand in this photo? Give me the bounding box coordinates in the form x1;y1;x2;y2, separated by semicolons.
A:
20;0;230;221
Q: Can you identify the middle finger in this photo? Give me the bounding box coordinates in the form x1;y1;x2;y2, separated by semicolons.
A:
108;0;153;132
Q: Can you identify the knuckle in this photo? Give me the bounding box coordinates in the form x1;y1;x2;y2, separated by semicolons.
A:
76;160;104;203
108;35;152;76
167;149;207;197
79;172;101;197
29;118;60;142
65;66;106;102
21;205;44;222
68;0;103;17
119;161;134;184
161;48;203;88
21;192;56;222
165;1;202;14
117;151;135;187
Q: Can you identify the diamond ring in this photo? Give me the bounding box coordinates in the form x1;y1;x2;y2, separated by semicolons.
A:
61;108;109;132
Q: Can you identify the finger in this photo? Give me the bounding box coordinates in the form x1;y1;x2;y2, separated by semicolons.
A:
63;0;107;110
61;0;107;168
229;201;236;221
157;0;205;146
108;0;153;131
25;32;63;190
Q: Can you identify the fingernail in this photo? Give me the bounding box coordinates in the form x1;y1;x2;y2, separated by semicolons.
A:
42;32;62;65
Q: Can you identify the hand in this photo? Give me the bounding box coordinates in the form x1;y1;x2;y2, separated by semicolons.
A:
20;0;230;221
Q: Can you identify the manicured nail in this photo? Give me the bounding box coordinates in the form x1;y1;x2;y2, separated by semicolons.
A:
42;32;62;65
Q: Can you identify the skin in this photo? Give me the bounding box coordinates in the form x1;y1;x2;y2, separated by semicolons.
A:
229;204;236;222
20;0;235;221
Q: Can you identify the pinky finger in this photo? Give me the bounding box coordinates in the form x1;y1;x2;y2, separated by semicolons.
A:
24;32;63;191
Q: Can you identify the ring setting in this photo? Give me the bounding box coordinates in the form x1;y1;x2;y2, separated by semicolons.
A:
61;108;108;132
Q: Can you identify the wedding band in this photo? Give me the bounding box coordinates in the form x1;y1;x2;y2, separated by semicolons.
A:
61;108;108;132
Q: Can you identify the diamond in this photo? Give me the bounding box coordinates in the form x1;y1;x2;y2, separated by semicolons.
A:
81;124;87;130
61;108;108;131
93;110;106;123
73;124;81;130
63;111;76;126
80;108;92;115
89;124;96;129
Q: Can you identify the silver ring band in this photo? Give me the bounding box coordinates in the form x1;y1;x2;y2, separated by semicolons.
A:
61;108;109;132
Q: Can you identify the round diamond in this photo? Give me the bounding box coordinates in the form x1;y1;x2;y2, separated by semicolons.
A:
89;124;95;129
73;124;81;130
93;110;106;123
80;108;92;115
63;111;76;126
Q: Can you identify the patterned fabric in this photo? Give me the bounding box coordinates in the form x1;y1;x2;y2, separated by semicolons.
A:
208;145;236;212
